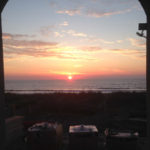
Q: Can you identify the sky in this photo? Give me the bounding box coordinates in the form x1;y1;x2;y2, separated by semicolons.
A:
2;0;147;80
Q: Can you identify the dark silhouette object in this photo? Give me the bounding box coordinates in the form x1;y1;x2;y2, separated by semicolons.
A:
138;1;150;150
136;23;147;38
136;30;146;38
137;23;147;38
69;125;98;150
0;1;8;150
0;0;8;13
105;129;139;150
26;122;63;150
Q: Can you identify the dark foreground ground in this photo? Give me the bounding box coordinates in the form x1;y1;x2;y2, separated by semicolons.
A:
4;92;147;150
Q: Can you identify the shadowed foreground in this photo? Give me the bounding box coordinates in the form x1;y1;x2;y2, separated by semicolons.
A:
4;92;146;150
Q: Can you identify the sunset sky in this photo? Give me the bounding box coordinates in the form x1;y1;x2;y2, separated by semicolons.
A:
2;0;146;80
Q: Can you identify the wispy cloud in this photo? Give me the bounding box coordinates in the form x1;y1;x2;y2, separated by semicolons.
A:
3;32;145;61
52;0;138;18
111;48;146;59
3;33;59;58
50;1;57;8
86;8;131;18
52;0;140;19
79;46;146;59
56;8;132;18
55;29;115;45
80;46;102;52
116;40;123;43
5;39;57;48
39;25;55;37
3;33;96;61
59;21;69;26
56;9;81;16
128;38;146;48
4;39;58;57
54;32;64;38
87;36;115;44
50;70;84;76
3;33;35;40
63;30;87;37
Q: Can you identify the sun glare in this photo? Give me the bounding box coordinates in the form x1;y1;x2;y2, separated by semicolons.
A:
68;76;72;80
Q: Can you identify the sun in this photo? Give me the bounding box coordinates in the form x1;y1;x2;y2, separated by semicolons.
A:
68;75;72;80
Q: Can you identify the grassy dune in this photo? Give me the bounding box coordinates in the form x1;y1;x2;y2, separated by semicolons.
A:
5;92;146;117
4;92;147;136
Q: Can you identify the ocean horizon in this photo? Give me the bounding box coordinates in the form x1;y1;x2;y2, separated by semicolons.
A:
5;77;146;94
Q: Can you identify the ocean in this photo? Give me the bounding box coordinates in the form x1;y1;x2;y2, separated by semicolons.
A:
5;77;146;94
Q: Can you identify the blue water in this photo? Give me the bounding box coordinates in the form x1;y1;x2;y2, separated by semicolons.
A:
5;78;146;94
